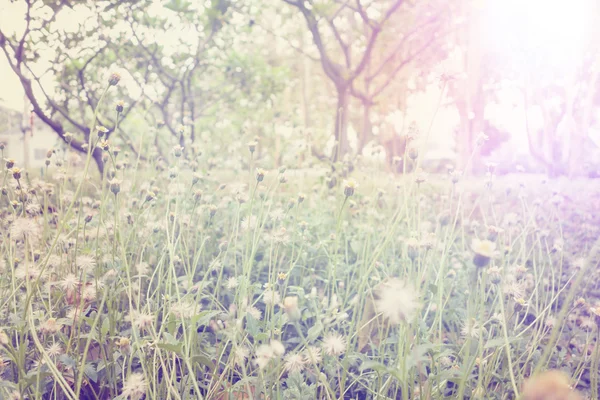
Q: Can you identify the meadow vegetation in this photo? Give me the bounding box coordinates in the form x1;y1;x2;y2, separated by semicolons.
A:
0;77;599;399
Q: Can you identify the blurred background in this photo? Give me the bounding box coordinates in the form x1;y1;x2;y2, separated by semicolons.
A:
1;0;599;177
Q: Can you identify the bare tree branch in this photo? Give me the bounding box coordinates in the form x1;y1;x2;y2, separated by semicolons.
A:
350;0;404;80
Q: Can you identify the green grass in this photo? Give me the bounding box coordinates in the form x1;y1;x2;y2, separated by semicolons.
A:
0;92;599;400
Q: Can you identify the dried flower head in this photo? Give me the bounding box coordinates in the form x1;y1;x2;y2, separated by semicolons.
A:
121;372;147;400
521;370;582;400
270;340;285;357
283;296;300;321
373;278;420;325
322;332;346;356
45;342;62;357
303;346;322;364
232;346;249;366
255;344;274;370
284;352;306;373
40;317;62;335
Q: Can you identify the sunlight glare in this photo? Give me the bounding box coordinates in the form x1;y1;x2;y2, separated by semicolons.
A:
483;0;595;72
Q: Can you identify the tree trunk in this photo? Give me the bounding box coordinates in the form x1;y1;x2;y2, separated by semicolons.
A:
358;102;372;155
455;99;473;172
333;85;349;162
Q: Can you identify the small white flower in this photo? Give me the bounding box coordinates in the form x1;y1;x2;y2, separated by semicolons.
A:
270;340;285;356
129;310;153;331
303;346;322;364
59;273;80;292
121;372;147;400
373;278;420;325
471;239;496;258
322;332;346;356
136;262;150;276
46;342;62;357
76;255;96;272
284;353;306;373
241;216;258;231
10;218;41;241
232;346;249;366
461;318;484;339
170;301;200;319
226;276;239;290
246;306;262;320
263;289;281;306
255;344;274;370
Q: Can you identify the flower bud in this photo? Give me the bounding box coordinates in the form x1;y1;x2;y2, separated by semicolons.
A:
343;179;358;197
283;296;301;322
11;167;22;180
110;179;121;195
256;168;266;182
248;141;257;153
408;147;419;160
97;125;109;138
108;73;121;86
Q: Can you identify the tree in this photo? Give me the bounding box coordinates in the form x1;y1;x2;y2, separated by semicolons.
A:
523;55;600;177
0;0;284;173
0;0;142;174
281;0;406;163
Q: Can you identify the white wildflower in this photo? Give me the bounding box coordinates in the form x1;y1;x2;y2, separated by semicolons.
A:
373;278;420;325
322;332;346;356
121;372;147;400
284;352;306;373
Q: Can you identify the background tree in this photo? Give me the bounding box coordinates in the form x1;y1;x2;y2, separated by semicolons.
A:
281;0;407;163
0;0;287;173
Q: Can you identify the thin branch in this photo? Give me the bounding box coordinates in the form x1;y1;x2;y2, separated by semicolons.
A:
258;23;319;62
22;63;89;133
368;11;442;80
283;0;342;83
354;0;375;29
16;0;33;68
351;0;404;80
371;29;448;98
327;19;351;68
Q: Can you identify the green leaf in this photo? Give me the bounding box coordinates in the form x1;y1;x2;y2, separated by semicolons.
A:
156;333;182;355
100;317;109;337
359;360;389;373
59;354;77;370
155;341;183;355
84;363;98;383
484;336;519;349
190;354;215;370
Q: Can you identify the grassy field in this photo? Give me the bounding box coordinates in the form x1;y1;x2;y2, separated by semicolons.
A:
0;140;599;400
